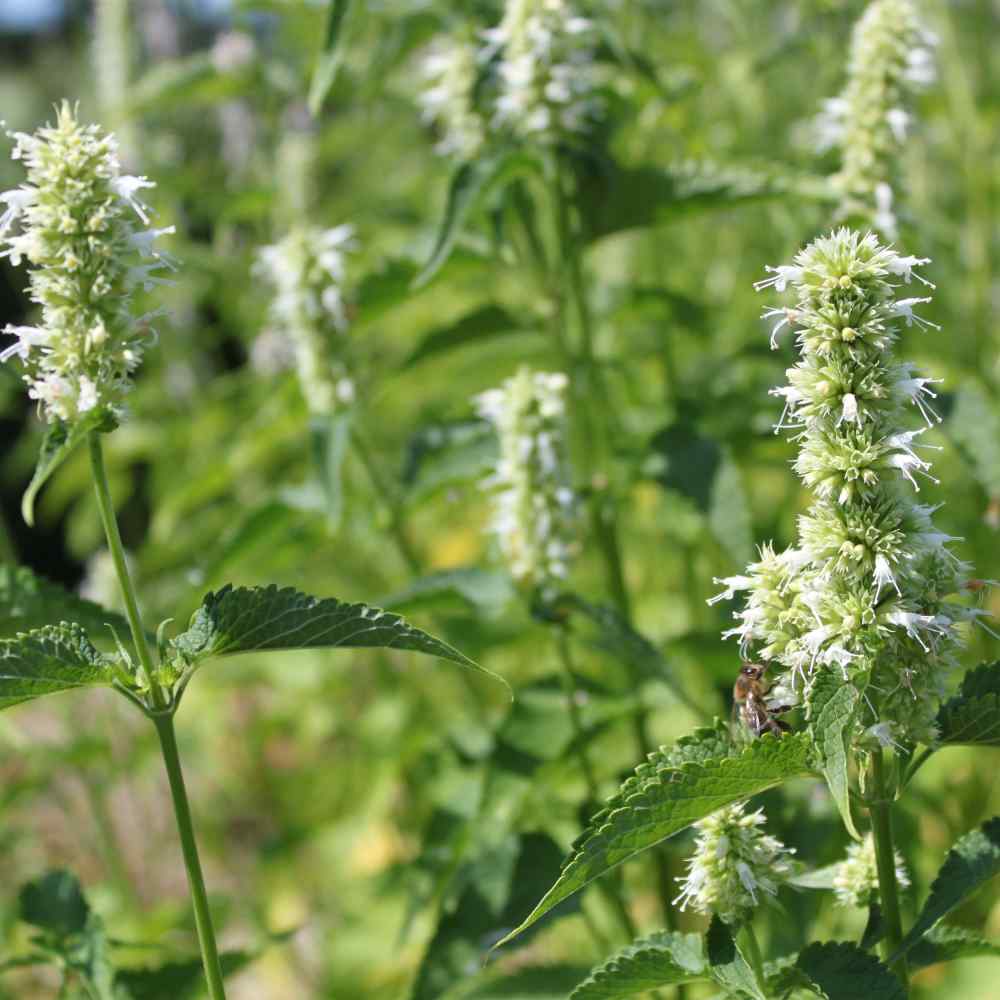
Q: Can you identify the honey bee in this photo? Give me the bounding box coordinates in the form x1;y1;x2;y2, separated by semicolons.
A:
733;663;792;738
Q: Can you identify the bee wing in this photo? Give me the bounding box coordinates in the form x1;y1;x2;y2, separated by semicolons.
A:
743;693;770;736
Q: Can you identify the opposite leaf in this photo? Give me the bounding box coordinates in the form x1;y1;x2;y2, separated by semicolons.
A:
937;661;1000;746
495;732;814;947
570;931;707;1000
0;623;111;710
169;584;502;686
796;941;905;1000
806;671;861;839
895;816;1000;958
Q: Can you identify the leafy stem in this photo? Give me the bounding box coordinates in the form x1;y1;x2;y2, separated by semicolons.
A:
88;430;226;999
867;747;909;992
736;921;767;992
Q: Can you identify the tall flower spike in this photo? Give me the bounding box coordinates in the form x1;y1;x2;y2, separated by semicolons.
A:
474;368;577;591
832;834;910;908
254;225;357;417
486;0;600;141
719;229;976;746
816;0;936;238
0;103;174;424
419;37;485;161
675;802;796;925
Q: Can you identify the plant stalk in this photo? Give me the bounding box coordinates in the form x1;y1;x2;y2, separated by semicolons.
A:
737;922;767;991
867;748;909;991
153;715;228;1000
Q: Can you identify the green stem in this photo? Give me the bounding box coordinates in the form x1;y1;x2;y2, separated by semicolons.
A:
89;432;225;999
153;715;227;1000
737;922;767;991
88;433;161;706
554;627;600;800
867;749;909;991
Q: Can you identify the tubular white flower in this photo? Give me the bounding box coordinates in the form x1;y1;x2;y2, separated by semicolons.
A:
675;802;796;925
254;224;356;417
419;38;485;160
0;103;173;424
474;368;577;590
833;834;909;908
718;229;974;745
488;0;600;141
817;0;936;237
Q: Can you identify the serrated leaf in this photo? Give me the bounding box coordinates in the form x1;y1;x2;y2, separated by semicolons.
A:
0;624;111;710
895;816;1000;958
495;732;814;946
414;152;541;287
806;672;860;839
404;305;530;368
310;412;351;527
908;925;1000;970
308;0;352;115
169;584;503;686
19;870;90;936
22;415;104;526
0;564;130;639
938;661;1000;746
796;942;905;1000
569;931;707;1000
707;918;765;1000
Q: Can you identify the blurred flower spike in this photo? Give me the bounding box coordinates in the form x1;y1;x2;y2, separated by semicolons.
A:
833;834;910;908
475;367;578;592
675;802;796;925
0;102;174;425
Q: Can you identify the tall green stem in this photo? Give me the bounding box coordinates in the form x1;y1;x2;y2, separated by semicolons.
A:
153;715;228;1000
867;748;909;991
88;432;226;999
737;923;767;992
554;627;599;800
88;433;161;705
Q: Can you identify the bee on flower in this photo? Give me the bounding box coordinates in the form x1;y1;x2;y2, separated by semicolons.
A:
0;103;174;425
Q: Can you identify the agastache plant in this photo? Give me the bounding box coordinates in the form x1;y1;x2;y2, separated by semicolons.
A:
816;0;936;237
0;106;487;1000
717;229;973;748
418;37;485;161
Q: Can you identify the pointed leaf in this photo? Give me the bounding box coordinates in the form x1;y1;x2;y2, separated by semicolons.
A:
806;672;861;839
938;661;1000;746
570;931;707;1000
796;942;905;1000
414;152;541;287
707;918;765;1000
22;414;105;526
495;732;814;946
895;817;1000;958
908;925;1000;970
308;0;352;115
404;305;530;368
169;584;503;686
117;950;257;999
0;624;111;710
0;564;130;639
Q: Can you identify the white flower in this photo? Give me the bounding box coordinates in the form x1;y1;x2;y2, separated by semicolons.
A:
419;38;485;160
1;104;172;424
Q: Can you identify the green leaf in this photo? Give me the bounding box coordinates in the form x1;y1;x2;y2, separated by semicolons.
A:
577;161;830;243
403;420;498;501
494;732;814;947
708;452;753;568
414;152;541;287
947;379;1000;496
0;624;111;710
938;661;1000;746
908;925;1000;971
19;870;90;937
380;567;516;618
310;412;352;527
117;950;256;999
707;918;765;1000
796;942;905;1000
569;931;707;1000
308;0;353;116
461;966;592;1000
169;584;503;686
806;672;861;839
895;816;1000;958
0;564;130;639
647;421;721;510
22;415;104;526
404;305;531;368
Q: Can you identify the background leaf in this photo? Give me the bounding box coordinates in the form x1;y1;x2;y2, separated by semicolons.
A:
938;661;1000;746
308;0;353;115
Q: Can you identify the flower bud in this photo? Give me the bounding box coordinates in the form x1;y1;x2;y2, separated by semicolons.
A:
833;834;909;908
